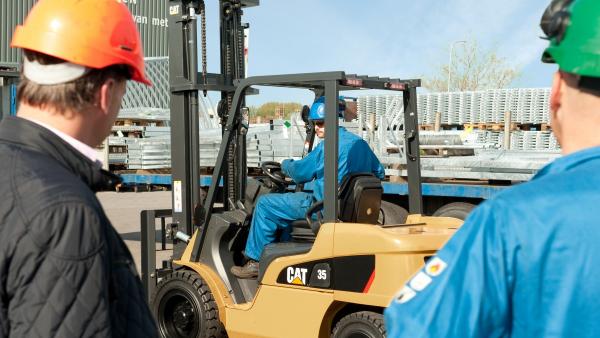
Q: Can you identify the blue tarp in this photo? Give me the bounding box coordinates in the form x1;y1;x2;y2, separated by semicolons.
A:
118;174;508;199
10;84;16;116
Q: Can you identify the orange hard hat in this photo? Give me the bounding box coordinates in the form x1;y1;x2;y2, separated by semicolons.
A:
11;0;151;86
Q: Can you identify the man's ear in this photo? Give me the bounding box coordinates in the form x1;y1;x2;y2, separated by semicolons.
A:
550;71;563;114
98;79;116;115
550;71;566;148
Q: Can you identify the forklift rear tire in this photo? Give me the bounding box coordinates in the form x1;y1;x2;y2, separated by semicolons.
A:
332;311;386;338
379;201;408;225
152;270;226;338
432;202;475;220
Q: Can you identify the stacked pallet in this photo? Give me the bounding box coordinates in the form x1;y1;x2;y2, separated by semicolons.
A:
108;109;172;169
105;86;562;181
198;119;306;168
357;88;552;126
474;130;559;151
356;89;557;153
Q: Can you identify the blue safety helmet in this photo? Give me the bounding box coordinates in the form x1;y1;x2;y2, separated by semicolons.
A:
308;96;346;121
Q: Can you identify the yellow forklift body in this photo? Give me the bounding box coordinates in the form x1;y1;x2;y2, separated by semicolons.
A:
175;215;461;337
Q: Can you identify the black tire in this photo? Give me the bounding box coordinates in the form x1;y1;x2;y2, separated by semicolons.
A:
379;201;408;225
332;311;386;338
432;202;476;220
151;270;226;338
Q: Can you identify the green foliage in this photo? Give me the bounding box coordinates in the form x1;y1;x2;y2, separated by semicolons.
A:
247;102;302;119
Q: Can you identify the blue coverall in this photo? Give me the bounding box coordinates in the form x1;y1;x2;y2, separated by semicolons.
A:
245;127;385;261
385;146;600;338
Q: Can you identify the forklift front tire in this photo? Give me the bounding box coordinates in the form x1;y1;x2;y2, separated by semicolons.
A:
152;270;225;338
332;311;386;338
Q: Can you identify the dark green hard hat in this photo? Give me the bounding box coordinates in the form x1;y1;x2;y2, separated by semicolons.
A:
541;0;600;78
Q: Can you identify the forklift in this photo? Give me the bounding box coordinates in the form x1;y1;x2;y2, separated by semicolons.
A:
140;1;462;337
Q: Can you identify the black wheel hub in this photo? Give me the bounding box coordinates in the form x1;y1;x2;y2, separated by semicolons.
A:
158;290;200;338
173;301;195;331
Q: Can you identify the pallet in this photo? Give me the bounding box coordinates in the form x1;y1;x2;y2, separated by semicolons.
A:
109;145;128;153
135;168;171;175
420;124;465;131
464;123;520;131
115;182;170;193
421;123;552;132
114;118;168;127
517;123;552;131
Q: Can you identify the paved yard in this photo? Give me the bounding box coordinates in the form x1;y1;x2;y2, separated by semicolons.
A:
97;191;172;273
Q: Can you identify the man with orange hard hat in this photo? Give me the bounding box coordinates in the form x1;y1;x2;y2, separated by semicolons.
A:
0;0;157;337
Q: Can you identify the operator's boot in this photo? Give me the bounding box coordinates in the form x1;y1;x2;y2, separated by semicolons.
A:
231;260;259;279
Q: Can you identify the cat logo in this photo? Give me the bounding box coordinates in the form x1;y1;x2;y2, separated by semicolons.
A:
286;267;308;285
169;5;180;15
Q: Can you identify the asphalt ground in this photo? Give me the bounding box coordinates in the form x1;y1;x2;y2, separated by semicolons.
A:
97;191;173;274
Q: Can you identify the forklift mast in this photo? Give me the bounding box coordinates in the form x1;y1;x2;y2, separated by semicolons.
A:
167;0;257;258
218;0;248;211
166;0;423;265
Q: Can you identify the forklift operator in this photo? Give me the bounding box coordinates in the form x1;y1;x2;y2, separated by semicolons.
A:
231;96;385;278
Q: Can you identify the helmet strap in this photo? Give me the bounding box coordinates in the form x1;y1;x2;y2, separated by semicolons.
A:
23;58;89;85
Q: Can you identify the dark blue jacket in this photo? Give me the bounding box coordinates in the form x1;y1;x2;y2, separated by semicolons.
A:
281;127;385;201
0;117;157;338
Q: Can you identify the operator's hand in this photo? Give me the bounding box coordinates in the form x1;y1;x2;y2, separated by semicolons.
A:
281;159;293;176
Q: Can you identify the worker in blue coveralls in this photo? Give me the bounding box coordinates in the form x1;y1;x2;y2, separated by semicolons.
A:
385;0;600;337
231;96;385;278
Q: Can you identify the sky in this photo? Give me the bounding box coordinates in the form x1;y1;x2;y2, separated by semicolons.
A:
198;0;555;107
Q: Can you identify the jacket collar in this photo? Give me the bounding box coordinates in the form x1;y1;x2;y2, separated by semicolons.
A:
0;116;121;192
534;146;600;179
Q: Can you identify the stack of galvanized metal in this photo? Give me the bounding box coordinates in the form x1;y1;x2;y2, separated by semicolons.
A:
108;65;562;180
197;119;307;168
357;89;559;153
358;88;551;125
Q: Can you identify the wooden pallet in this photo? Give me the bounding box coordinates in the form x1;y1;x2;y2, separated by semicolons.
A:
420;124;465;131
464;123;520;131
135;168;171;175
517;123;552;131
114;118;168;127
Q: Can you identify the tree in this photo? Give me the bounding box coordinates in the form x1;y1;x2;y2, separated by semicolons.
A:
249;102;302;119
423;40;520;92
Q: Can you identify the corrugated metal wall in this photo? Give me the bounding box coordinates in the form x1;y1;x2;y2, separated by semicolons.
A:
0;0;36;66
0;0;168;65
127;0;169;58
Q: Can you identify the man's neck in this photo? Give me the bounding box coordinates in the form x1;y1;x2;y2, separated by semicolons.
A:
16;104;98;147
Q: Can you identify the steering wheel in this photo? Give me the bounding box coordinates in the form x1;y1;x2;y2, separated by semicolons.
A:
260;161;294;186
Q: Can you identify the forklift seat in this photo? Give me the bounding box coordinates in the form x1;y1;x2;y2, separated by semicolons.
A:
259;173;383;280
290;172;383;241
338;172;383;224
